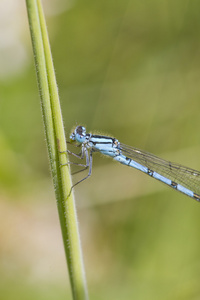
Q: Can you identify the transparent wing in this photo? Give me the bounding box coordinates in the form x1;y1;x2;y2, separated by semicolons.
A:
119;143;200;195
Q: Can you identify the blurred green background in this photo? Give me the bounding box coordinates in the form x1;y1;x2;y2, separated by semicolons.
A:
1;0;200;299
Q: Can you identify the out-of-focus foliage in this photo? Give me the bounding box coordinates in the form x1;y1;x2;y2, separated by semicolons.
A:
1;0;200;299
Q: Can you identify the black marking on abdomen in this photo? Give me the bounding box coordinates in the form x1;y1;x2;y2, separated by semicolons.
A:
171;181;177;189
193;193;200;202
147;169;154;176
126;157;131;166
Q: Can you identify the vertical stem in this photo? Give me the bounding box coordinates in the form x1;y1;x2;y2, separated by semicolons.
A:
25;1;88;299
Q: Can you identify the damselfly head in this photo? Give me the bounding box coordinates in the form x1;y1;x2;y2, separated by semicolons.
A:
70;126;87;143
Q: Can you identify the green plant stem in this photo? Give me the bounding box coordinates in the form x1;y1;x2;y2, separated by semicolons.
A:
25;1;88;299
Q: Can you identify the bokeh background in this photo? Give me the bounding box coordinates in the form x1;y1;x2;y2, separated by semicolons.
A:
1;0;200;299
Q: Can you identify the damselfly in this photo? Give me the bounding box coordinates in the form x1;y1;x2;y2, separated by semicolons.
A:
65;125;200;201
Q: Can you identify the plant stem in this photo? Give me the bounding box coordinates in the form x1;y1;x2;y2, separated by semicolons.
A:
25;1;88;299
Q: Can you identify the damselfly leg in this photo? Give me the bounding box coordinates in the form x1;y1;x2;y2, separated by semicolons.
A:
60;142;93;196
